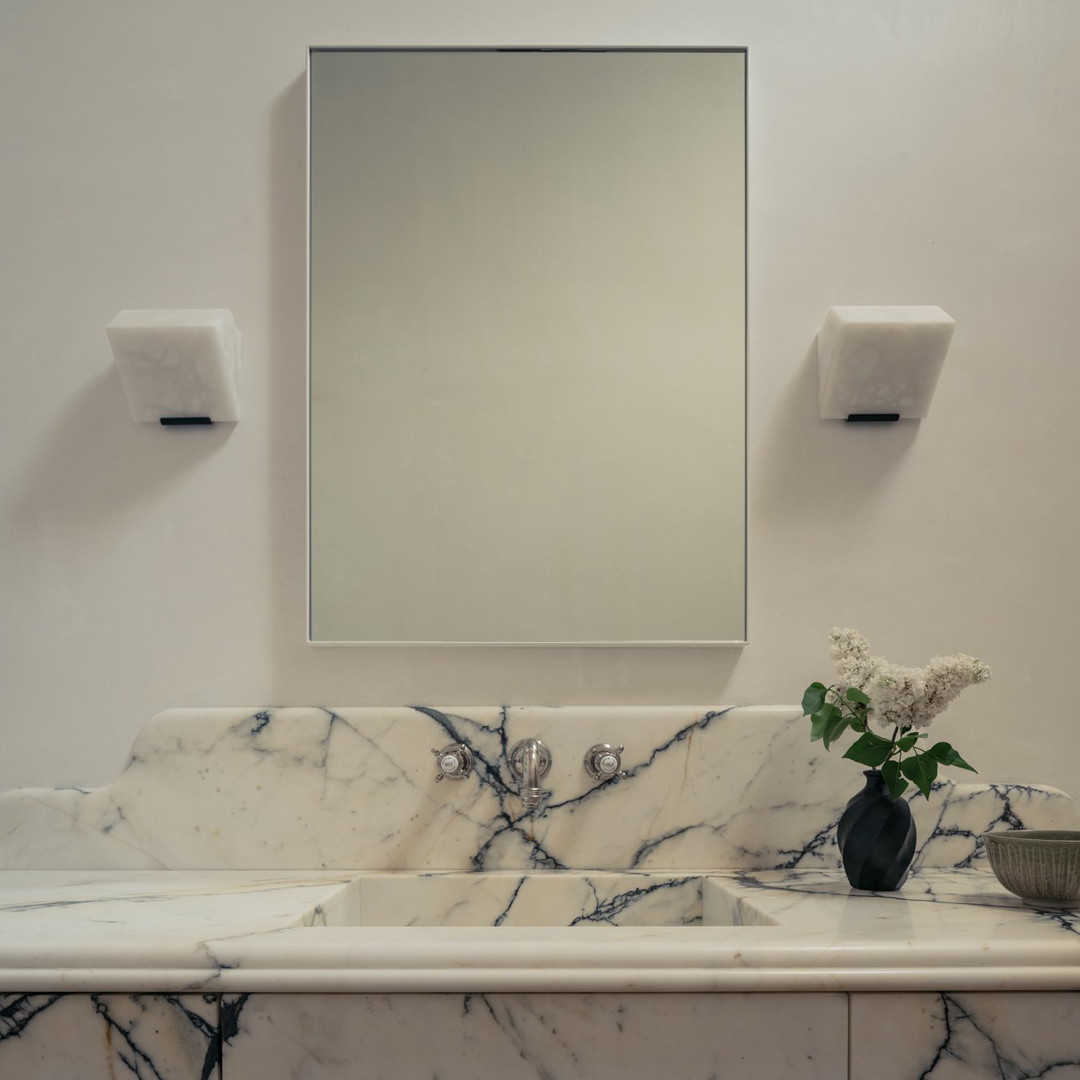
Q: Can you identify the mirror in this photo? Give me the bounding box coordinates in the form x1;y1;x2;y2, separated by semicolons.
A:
308;48;746;644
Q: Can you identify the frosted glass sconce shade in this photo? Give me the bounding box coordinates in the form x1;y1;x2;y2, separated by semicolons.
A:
817;306;955;421
106;309;241;423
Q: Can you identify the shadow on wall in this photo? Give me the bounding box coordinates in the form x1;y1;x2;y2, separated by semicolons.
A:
753;337;919;529
8;364;234;543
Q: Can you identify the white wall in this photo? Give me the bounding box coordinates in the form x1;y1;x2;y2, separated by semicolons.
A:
2;0;1077;795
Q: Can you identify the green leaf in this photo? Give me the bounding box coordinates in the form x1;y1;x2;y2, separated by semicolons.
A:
882;759;909;800
821;711;851;750
896;732;920;752
809;702;840;742
900;754;939;799
842;731;895;768
802;682;828;717
845;686;871;706
810;704;851;750
924;742;977;773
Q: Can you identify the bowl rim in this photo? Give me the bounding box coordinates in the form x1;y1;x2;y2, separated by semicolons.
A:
980;829;1080;844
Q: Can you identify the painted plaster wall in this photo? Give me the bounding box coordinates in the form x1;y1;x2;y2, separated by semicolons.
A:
2;0;1077;793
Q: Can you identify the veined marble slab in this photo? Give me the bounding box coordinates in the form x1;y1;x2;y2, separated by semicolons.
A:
0;870;356;987
197;867;1080;994
0;993;221;1080
850;992;1080;1079
5;866;1079;993
351;870;707;926
0;706;1074;871
224;992;848;1080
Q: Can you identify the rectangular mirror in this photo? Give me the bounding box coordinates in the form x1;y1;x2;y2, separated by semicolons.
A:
308;47;746;645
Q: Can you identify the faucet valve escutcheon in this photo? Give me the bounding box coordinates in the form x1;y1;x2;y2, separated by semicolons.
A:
584;743;626;783
432;744;474;782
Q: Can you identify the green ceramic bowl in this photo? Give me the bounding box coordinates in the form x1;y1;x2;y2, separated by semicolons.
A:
980;830;1080;909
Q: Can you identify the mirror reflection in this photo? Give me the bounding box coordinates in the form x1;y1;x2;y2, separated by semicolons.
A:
309;48;746;644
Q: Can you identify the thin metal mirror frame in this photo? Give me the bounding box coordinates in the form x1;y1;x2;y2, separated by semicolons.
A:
306;45;748;647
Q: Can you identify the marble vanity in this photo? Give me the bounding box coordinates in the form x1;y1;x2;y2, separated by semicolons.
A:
2;706;1079;1079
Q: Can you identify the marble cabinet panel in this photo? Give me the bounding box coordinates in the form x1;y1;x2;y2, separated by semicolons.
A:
222;991;847;1080
851;992;1080;1079
0;993;220;1080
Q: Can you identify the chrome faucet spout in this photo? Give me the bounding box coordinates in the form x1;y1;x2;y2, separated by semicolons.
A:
521;740;542;808
509;738;552;812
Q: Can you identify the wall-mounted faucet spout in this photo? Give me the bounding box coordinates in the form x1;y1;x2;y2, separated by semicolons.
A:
508;738;552;811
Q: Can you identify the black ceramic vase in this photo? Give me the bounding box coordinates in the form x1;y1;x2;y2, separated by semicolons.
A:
836;770;917;891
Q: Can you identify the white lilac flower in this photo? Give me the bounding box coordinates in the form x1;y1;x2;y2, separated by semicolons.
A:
828;628;881;696
829;629;991;732
868;663;925;733
917;654;992;725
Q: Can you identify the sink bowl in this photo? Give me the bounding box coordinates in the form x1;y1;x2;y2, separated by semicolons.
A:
326;871;765;928
981;830;1080;909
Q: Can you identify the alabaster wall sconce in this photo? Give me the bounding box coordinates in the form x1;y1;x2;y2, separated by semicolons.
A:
106;309;241;425
817;305;955;422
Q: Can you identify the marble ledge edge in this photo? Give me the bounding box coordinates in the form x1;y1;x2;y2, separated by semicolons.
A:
6;960;1080;996
7;914;1080;995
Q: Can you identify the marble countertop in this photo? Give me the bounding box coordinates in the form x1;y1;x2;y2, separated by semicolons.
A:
2;867;1079;994
4;708;1078;996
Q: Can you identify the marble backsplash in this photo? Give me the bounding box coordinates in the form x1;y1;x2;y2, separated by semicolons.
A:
0;706;1074;872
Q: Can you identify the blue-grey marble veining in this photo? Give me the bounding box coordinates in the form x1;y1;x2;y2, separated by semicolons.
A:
0;993;221;1080
352;871;703;926
222;991;848;1080
4;866;1080;994
850;991;1080;1079
0;870;359;962
0;706;1074;872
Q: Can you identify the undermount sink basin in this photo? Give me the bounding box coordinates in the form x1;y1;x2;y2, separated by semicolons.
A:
322;871;771;928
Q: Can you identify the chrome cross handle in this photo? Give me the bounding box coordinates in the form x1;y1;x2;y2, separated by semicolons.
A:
584;743;626;783
432;743;474;782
